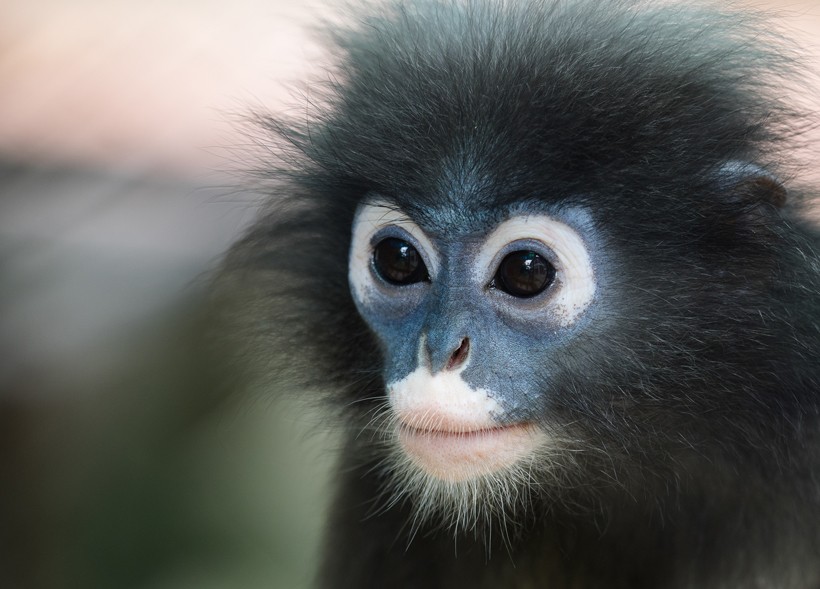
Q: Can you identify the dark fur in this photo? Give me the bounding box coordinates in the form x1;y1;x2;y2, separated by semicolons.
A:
215;0;820;586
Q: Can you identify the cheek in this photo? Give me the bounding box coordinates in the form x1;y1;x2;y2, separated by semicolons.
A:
387;367;548;482
350;300;429;386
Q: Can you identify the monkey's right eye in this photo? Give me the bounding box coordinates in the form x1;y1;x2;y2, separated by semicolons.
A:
372;238;429;285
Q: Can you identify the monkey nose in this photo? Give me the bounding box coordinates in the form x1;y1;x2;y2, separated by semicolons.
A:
425;336;470;373
446;338;470;371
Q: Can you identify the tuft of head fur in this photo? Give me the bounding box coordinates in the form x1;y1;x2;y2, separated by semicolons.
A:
215;0;820;538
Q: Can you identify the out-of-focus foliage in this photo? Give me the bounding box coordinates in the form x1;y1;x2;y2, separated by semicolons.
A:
0;164;334;589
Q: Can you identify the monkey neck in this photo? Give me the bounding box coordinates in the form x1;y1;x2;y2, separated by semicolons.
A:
319;447;815;589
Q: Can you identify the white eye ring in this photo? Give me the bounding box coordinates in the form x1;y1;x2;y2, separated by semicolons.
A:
349;200;439;304
474;214;596;326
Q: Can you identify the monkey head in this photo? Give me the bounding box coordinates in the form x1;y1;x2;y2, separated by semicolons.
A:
349;199;598;481
219;0;820;541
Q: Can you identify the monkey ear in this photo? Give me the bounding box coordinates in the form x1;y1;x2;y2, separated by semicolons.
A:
715;161;788;209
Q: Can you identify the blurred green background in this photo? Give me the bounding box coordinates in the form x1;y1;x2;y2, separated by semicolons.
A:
0;163;338;589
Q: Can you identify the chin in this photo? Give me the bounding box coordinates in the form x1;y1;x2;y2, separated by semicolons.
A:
377;417;560;537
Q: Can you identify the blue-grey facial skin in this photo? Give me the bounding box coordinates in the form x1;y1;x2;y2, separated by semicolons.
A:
352;200;604;424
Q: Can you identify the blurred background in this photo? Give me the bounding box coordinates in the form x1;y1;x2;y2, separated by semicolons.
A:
0;1;818;588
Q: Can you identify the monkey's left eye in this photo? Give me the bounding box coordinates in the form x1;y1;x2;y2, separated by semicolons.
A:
372;238;429;285
493;251;556;298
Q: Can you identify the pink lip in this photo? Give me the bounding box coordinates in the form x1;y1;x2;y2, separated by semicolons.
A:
396;421;543;482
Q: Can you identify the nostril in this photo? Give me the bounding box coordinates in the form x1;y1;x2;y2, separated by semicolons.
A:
446;338;470;371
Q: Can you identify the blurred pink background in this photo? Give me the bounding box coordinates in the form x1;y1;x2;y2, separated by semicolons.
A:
0;0;328;176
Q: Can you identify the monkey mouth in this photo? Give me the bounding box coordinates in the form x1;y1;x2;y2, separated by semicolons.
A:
396;421;544;482
399;423;528;438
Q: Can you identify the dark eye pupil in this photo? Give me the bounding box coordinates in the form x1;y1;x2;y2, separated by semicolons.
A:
495;251;555;297
373;238;428;285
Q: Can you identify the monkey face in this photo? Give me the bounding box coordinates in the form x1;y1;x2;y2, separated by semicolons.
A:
349;199;601;483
